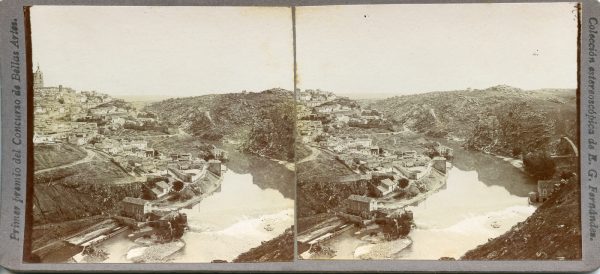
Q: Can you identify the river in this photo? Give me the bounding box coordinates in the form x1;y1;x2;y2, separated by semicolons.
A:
323;144;538;260
97;153;295;263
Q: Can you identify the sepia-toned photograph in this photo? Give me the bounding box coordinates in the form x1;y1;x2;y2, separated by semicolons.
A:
294;3;581;260
28;6;295;263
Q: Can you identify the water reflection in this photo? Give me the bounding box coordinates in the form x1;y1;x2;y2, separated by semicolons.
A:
440;140;536;197
175;170;294;262
397;167;536;259
226;149;295;199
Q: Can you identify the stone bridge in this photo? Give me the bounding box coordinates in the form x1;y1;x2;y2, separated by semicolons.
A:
551;136;578;168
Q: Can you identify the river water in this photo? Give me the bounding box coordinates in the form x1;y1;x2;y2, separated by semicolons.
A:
326;145;538;260
97;153;295;263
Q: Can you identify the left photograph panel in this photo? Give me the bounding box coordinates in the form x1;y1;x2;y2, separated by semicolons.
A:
27;6;295;263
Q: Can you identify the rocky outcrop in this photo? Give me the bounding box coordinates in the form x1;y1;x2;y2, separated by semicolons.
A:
368;86;577;157
145;89;296;161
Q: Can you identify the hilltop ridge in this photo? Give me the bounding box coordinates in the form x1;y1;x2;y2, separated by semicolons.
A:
366;86;577;157
145;89;296;161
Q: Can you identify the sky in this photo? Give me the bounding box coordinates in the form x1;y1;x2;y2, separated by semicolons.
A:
31;4;578;99
30;6;294;98
296;3;579;97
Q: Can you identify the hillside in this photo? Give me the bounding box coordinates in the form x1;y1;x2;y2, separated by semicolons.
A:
232;227;294;262
462;178;581;260
92;99;136;111
145;89;295;161
33;160;143;225
34;143;87;171
368;86;577;157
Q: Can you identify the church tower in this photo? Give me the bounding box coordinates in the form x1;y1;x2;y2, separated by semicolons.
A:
33;64;44;89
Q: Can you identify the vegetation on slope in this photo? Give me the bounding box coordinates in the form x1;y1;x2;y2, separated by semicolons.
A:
233;227;294;262
368;86;577;157
145;89;296;161
242;99;295;161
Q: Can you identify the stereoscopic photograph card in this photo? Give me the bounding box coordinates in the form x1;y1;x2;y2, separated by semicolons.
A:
0;0;599;272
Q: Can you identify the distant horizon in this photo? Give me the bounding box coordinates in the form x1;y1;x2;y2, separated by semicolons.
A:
30;6;294;97
103;84;577;102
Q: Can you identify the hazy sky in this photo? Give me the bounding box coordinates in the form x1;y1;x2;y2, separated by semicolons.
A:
31;6;294;98
296;3;579;97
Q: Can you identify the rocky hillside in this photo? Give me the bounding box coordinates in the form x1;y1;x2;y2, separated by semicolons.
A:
298;180;370;218
368;86;577;157
145;89;295;161
462;178;581;260
232;227;294;262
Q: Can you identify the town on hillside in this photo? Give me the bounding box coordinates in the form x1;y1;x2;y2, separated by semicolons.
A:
295;88;579;260
296;89;454;258
32;66;230;263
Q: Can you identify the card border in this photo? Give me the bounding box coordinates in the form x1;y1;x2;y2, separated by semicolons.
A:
1;0;599;271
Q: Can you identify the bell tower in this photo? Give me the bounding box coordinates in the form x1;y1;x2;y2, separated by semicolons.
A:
33;64;44;89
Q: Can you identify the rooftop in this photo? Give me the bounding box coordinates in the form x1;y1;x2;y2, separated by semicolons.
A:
381;178;395;187
122;197;148;206
347;194;374;203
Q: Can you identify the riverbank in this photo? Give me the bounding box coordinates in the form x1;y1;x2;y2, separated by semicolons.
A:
378;169;447;213
493;155;525;172
461;178;581;260
263;155;295;172
233;226;295;262
302;144;539;260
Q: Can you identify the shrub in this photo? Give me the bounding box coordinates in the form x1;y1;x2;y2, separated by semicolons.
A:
523;150;556;180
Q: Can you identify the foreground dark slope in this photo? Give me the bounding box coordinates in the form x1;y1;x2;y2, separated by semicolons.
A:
462;179;581;260
145;89;295;161
368;85;577;156
233;227;294;262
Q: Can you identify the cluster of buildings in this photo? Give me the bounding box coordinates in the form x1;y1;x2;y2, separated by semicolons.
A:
296;89;337;107
33;65;228;225
33;66;177;175
119;157;224;223
296;89;452;220
296;90;387;143
33;66;162;148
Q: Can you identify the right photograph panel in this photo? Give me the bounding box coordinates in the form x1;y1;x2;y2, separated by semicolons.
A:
295;3;581;260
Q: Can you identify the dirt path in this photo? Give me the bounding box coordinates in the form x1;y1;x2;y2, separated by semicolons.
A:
297;146;321;164
35;147;98;174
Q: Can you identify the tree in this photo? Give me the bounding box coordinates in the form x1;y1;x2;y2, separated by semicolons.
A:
172;181;184;192
398;178;409;189
523;150;556;180
512;147;523;158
